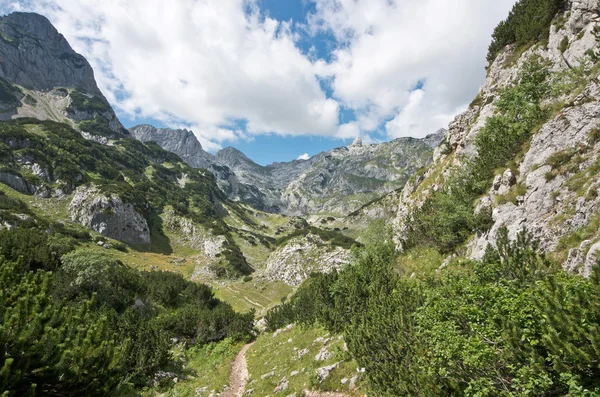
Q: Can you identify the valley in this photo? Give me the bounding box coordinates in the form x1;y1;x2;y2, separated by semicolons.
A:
2;0;600;396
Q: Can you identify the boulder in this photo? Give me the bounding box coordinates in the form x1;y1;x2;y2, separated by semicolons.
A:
68;185;150;245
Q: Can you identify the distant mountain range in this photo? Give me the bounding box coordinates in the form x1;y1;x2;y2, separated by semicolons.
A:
130;124;444;215
0;10;443;217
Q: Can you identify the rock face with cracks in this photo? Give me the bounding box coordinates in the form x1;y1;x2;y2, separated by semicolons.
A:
391;0;600;277
68;185;150;245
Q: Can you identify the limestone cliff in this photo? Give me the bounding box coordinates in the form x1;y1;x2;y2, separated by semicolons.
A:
0;12;125;137
392;0;600;277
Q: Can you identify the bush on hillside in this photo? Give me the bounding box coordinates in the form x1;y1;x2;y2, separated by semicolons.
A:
487;0;567;63
266;228;600;396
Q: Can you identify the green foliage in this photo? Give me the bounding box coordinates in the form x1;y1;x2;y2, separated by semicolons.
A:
404;57;550;253
405;191;475;253
0;228;62;271
141;270;215;309
274;225;361;250
474;57;549;182
559;36;570;53
0;258;127;396
265;271;340;332
67;89;112;114
487;0;566;63
271;229;600;396
0;119;251;278
0;237;255;396
54;249;141;311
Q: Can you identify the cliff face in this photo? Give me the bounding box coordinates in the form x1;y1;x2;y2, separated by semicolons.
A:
129;124;215;169
130;122;444;216
0;12;125;137
393;0;600;277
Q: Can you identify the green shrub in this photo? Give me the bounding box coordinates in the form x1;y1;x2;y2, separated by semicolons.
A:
559;36;570;53
0;228;62;271
54;249;141;312
274;228;600;396
404;191;475;253
487;0;567;63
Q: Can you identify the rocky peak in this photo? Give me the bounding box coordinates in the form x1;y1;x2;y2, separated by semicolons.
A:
0;12;101;95
0;12;126;137
349;137;363;148
215;147;258;168
129;124;214;169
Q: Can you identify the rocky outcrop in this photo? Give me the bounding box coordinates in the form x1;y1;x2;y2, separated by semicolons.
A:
68;185;151;245
162;207;226;256
262;234;352;286
129;125;215;169
0;171;34;195
0;12;125;136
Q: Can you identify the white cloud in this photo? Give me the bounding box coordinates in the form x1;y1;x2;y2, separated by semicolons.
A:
4;0;516;146
297;153;310;160
10;0;340;146
310;0;517;138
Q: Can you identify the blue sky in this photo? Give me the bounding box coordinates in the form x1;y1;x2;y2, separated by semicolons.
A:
5;0;516;165
115;0;351;165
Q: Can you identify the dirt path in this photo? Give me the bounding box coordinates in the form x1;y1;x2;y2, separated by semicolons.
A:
303;391;348;397
221;342;347;397
220;342;254;397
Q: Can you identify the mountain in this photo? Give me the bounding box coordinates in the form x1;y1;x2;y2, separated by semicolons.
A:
129;124;215;169
0;12;125;138
130;122;445;215
4;2;600;396
129;124;271;210
389;0;600;277
0;11;357;286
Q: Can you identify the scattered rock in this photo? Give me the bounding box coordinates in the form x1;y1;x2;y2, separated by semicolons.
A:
316;362;341;382
314;346;331;362
297;348;309;359
349;375;358;389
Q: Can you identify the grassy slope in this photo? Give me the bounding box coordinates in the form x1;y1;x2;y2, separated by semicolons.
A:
119;339;244;397
246;325;364;396
213;280;293;315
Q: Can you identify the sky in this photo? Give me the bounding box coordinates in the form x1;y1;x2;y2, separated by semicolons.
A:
1;0;516;165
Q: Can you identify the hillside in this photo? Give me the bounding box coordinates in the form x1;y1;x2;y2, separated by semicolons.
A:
391;0;600;274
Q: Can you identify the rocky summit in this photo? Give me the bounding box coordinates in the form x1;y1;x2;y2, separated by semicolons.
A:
0;12;125;137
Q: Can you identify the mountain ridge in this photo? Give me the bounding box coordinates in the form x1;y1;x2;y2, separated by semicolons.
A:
130;123;445;215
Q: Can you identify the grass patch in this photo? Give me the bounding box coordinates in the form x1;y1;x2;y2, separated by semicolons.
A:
213;280;293;316
496;183;528;205
396;246;444;276
246;325;363;396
